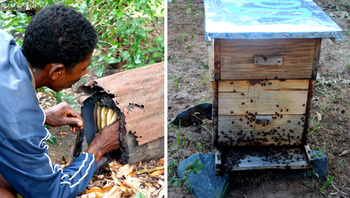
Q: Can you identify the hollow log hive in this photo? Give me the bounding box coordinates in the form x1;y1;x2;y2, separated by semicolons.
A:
77;62;164;165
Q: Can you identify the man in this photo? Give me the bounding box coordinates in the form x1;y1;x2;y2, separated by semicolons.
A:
0;4;120;198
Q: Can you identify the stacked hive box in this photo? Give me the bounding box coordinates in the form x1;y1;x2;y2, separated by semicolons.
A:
205;0;342;172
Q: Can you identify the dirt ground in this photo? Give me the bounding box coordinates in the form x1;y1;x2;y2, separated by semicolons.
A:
167;0;350;198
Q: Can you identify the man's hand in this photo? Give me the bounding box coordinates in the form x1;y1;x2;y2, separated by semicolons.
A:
86;121;120;162
44;102;83;134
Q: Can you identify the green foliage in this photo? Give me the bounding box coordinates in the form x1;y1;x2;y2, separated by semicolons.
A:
0;10;31;45
172;73;183;90
308;122;322;136
88;0;164;70
135;191;146;198
170;159;205;192
46;132;59;146
196;142;202;152
38;87;76;104
319;175;334;193
1;0;164;76
168;160;178;175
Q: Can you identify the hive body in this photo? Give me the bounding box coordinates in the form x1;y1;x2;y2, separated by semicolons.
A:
205;0;342;172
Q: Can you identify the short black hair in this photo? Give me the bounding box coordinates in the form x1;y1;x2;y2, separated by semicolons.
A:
22;4;97;71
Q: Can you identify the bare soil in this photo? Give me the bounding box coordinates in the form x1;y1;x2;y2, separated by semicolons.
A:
167;0;350;197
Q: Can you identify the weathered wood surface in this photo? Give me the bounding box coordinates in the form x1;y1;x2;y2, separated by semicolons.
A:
303;80;316;145
208;40;214;81
78;63;164;165
312;38;322;79
212;81;219;146
220;147;310;171
220;39;316;80
218;115;305;146
218;80;309;115
214;39;221;80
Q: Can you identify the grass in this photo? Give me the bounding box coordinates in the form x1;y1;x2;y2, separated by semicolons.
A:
180;24;186;42
196;142;202;152
319;175;334;193
308;122;322;136
176;120;181;149
172;73;183;90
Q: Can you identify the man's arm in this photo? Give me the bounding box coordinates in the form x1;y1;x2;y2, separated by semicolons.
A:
0;121;120;198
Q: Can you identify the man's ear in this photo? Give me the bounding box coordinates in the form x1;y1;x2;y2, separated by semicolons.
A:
48;63;65;81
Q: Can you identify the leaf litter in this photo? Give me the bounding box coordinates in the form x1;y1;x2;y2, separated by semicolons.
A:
77;158;165;198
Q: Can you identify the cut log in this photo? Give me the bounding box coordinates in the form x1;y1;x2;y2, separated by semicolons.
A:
76;62;164;165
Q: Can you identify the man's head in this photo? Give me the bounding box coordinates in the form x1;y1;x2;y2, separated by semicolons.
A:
22;4;97;91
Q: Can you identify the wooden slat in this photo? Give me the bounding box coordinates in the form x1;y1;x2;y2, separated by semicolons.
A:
214;39;221;80
218;80;309;115
221;147;310;171
303;80;315;145
220;39;316;79
312;38;322;79
212;81;219;146
208;41;215;81
218;115;305;146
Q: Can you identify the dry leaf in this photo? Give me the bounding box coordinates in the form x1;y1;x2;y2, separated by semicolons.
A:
123;179;144;193
136;166;163;175
81;192;97;198
128;170;136;177
101;186;113;193
80;159;163;198
157;158;164;166
117;164;135;178
339;150;349;157
104;186;122;198
121;188;134;197
316;112;322;121
150;168;164;177
85;187;103;195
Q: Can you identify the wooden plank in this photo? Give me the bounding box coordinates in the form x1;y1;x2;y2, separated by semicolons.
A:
218;80;309;115
218;115;305;146
214;39;221;80
220;38;316;80
221;147;310;171
303;80;315;145
212;81;219;146
312;38;322;79
208;41;215;81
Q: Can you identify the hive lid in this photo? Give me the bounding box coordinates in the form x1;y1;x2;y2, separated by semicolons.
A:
204;0;343;41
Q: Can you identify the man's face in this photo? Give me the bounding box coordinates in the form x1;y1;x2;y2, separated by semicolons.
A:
51;53;92;92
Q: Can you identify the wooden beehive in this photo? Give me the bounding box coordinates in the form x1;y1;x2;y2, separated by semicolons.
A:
205;0;342;172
